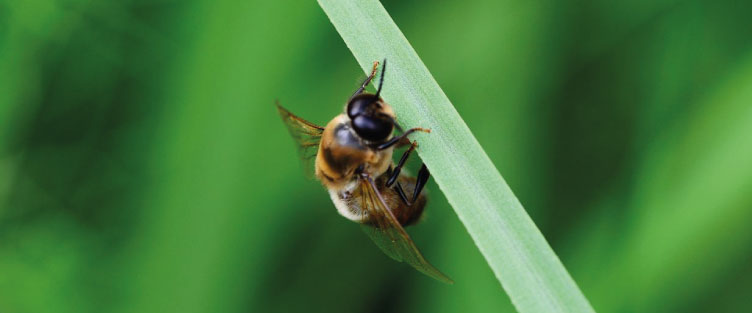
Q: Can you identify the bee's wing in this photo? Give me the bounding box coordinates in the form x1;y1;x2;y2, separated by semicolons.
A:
276;103;325;177
357;178;454;284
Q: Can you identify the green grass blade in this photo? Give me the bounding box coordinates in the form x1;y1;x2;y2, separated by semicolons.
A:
317;1;595;312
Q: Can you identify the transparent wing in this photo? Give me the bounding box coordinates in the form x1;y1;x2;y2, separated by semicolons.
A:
357;177;454;284
276;103;324;177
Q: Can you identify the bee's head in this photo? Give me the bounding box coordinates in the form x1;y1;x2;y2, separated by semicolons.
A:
346;59;398;142
346;94;396;142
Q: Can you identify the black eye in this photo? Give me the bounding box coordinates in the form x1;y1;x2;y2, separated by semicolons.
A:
347;94;379;118
352;115;393;142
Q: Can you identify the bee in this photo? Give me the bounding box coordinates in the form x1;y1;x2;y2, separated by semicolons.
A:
277;60;452;283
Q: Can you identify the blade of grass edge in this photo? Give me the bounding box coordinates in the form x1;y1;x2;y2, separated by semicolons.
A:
317;1;594;313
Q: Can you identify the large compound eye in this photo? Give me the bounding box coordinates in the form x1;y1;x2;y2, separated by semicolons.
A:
351;115;393;142
347;94;379;118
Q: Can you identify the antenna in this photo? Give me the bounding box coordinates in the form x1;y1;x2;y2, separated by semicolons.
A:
375;58;387;98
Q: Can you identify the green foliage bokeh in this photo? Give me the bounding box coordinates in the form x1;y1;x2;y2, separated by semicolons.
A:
1;1;751;312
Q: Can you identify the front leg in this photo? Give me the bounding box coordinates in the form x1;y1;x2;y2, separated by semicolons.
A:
350;61;380;99
373;127;430;150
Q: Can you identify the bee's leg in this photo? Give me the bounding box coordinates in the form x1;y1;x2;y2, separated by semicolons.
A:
386;141;417;187
374;127;430;150
350;61;380;98
394;182;412;206
411;164;430;203
394;135;412;148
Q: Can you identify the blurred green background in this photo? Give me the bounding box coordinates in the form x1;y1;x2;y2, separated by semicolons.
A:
2;0;752;312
